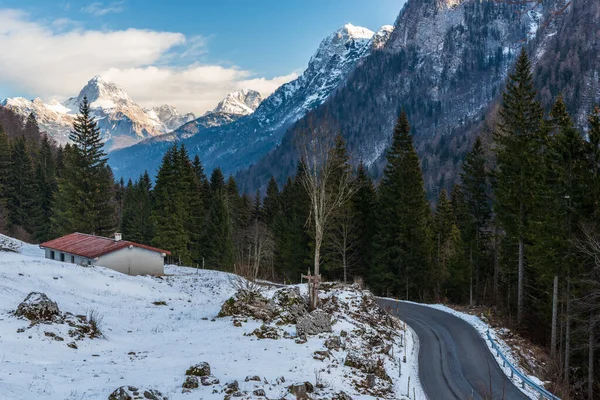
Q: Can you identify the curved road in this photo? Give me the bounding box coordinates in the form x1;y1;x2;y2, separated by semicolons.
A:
377;299;529;400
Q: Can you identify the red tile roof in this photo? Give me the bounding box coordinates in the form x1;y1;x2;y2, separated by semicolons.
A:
40;233;171;259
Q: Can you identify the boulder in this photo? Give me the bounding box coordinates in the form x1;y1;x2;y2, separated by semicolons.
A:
324;335;342;350
182;376;199;389
332;391;353;400
296;309;332;336
200;375;220;386
107;386;167;400
253;389;266;396
224;380;239;394
366;374;376;388
270;287;308;324
218;291;274;322
344;352;390;382
245;375;261;382
287;382;314;399
185;362;211;377
15;292;60;322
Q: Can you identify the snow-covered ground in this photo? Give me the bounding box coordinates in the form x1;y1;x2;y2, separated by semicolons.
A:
0;237;421;399
425;304;548;400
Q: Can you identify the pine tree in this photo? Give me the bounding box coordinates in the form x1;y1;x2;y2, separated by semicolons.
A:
0;126;10;232
370;111;433;300
493;48;545;324
32;135;57;242
151;144;191;263
460;136;492;303
52;96;116;236
6;136;36;235
351;163;375;282
433;189;461;302
122;172;153;245
261;177;280;226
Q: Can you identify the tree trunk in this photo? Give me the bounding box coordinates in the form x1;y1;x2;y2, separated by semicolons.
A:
551;275;558;358
588;314;594;400
564;277;571;388
493;226;499;304
517;236;524;324
469;247;474;306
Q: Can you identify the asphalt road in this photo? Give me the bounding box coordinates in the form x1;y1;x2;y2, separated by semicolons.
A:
377;299;529;400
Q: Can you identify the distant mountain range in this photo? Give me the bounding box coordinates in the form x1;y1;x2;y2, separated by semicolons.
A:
108;23;394;180
1;78;262;152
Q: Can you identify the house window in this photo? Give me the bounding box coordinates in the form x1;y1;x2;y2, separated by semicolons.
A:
71;255;75;263
50;250;55;259
60;253;65;262
88;260;92;266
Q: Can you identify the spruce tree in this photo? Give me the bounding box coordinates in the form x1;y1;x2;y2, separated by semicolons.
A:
261;177;280;226
33;135;57;242
460;136;491;303
370;111;433;300
351;163;375;282
493;48;545;324
0;127;11;227
433;189;461;302
122;172;153;245
52;96;116;236
151;144;191;263
6;136;36;234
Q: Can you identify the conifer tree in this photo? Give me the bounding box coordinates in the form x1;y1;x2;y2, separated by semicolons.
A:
6;136;36;234
261;177;280;226
351;163;375;282
151;144;190;263
52;96;116;236
122;172;153;245
202;168;234;270
33;135;57;241
433;189;461;301
0;127;11;230
493;48;545;324
460;136;491;303
370;111;433;300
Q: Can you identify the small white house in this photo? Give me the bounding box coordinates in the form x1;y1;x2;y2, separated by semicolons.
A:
40;232;170;275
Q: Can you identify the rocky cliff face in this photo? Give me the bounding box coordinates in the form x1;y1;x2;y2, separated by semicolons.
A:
1;76;196;151
213;89;262;116
109;24;394;181
236;0;581;196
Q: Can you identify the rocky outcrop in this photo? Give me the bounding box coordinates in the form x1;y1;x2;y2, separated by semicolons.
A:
185;362;211;377
296;309;332;336
270;286;308;324
218;291;274;322
14;292;60;322
108;386;167;400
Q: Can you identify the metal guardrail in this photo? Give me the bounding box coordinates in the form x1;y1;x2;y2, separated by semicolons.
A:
486;330;560;400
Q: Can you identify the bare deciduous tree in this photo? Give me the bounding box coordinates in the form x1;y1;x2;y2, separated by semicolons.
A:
327;205;360;284
296;123;358;309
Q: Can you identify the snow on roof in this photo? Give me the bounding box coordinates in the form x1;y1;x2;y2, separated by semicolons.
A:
39;232;171;258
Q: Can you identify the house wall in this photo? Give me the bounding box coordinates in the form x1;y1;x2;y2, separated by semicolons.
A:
44;249;91;266
96;246;164;276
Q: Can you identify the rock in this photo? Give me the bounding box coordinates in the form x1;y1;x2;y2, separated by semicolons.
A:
224;380;239;394
324;335;342;350
288;382;314;399
107;386;167;400
332;391;353;400
253;389;266;396
15;292;60;322
250;324;280;339
185;362;211;377
182;376;199;389
366;374;376;388
200;375;220;386
218;291;274;322
296;309;332;336
67;342;78;349
245;375;261;382
270;287;308;324
344;352;390;382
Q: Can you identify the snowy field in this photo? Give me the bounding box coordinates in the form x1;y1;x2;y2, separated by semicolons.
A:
0;236;421;400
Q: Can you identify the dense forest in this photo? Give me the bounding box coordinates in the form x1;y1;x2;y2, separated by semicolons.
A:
0;50;598;398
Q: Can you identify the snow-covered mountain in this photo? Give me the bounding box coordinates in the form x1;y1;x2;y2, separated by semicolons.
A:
1;76;196;151
109;23;393;180
212;89;262;116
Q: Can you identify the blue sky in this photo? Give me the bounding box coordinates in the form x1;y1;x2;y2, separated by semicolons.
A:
0;0;404;113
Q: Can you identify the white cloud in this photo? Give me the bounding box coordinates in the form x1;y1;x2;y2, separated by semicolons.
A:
0;9;298;114
81;1;125;16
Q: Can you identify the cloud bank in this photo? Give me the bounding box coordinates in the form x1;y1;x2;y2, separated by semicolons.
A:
0;9;298;114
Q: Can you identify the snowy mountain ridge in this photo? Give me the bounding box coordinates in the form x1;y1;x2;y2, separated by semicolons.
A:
1;76;198;151
212;89;263;116
109;23;394;180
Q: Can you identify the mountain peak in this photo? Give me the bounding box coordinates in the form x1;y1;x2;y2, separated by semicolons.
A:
338;24;375;40
371;25;395;50
213;89;263;116
70;75;131;110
